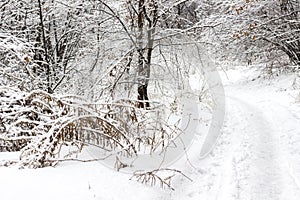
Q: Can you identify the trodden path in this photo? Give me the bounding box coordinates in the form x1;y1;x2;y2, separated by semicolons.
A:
165;70;300;200
212;90;300;200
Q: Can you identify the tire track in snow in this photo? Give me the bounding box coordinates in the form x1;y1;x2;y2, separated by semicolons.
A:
159;73;300;200
244;94;300;193
210;95;254;200
211;91;300;200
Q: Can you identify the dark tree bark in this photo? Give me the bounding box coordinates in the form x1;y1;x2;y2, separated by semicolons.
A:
137;0;158;108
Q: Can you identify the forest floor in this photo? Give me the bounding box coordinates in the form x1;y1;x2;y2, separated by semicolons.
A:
1;65;300;200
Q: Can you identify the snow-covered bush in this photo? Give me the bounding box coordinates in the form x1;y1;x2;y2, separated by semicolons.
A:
0;33;40;91
0;87;183;168
0;87;70;152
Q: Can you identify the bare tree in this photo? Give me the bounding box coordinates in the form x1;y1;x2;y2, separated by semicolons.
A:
215;0;300;68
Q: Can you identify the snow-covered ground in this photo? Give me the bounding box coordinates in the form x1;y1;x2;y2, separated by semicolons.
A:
1;66;300;200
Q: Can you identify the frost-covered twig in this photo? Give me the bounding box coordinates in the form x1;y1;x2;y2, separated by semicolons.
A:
131;168;192;190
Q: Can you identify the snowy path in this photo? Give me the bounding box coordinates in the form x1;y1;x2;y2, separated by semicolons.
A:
213;90;300;200
165;69;300;200
200;71;300;200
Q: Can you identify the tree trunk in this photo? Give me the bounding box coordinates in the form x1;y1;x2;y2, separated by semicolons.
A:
137;0;157;108
137;0;148;108
37;0;52;93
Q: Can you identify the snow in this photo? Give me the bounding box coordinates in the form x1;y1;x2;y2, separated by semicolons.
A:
1;66;300;199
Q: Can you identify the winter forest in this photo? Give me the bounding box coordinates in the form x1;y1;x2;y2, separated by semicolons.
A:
1;0;300;199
